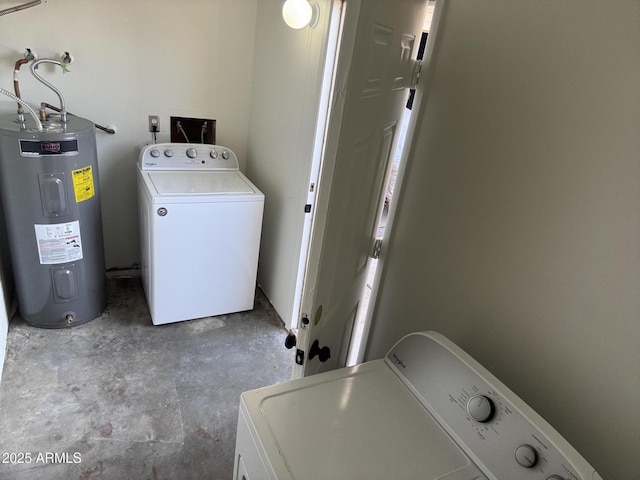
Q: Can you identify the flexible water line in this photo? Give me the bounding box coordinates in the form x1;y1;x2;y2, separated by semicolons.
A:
177;121;190;142
0;86;43;131
30;59;67;123
200;121;208;143
0;0;41;17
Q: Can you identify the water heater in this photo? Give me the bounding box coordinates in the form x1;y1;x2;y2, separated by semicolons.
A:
0;115;106;328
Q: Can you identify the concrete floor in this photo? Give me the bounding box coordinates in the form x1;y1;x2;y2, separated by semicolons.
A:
0;276;293;480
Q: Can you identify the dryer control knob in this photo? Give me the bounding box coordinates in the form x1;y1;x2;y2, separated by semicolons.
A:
222;150;230;160
186;148;197;159
467;395;495;423
515;444;538;468
150;149;160;158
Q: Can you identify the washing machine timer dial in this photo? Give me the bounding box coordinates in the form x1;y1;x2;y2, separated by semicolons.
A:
515;444;538;468
186;147;197;159
466;394;496;423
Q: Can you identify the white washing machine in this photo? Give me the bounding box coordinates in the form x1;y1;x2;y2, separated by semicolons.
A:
234;331;602;480
137;143;264;325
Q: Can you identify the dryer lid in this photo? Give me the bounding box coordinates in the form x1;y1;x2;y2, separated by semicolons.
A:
241;360;479;480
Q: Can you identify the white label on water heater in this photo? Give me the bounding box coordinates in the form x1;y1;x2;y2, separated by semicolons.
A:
34;221;84;265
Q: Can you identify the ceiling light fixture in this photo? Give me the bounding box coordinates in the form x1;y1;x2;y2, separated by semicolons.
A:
282;0;319;29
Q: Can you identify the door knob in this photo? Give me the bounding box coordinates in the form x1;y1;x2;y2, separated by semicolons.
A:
285;330;297;349
309;339;331;362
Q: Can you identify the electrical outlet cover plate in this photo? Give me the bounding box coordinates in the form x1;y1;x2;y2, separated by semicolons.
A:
148;115;159;132
170;117;216;144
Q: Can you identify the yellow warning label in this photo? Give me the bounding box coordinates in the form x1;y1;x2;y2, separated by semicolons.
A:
72;166;95;203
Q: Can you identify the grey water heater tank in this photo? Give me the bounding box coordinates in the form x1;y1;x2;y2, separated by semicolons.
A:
0;115;106;328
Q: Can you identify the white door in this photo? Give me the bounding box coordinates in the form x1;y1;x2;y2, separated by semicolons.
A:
294;0;427;377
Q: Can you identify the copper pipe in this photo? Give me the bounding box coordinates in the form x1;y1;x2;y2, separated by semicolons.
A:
13;58;29;114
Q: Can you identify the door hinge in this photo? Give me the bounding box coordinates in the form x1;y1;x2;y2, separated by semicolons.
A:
372;238;383;259
410;59;422;89
304;204;312;213
293;315;310;365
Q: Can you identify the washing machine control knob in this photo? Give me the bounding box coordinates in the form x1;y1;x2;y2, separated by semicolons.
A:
164;149;173;157
186;148;197;159
150;149;160;158
210;150;218;159
222;150;230;160
466;395;495;423
515;444;538;468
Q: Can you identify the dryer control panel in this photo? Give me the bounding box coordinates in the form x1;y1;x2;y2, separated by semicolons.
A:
385;332;603;480
140;143;239;171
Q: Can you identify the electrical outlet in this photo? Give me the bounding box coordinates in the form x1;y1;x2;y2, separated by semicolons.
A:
148;115;159;132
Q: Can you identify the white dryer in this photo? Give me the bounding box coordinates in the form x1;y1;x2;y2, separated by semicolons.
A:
137;143;264;325
234;331;602;480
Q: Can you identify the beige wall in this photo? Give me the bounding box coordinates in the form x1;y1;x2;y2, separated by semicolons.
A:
367;1;640;478
0;0;258;269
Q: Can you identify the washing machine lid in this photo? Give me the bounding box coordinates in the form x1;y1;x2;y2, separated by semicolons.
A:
148;171;257;195
240;359;481;480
